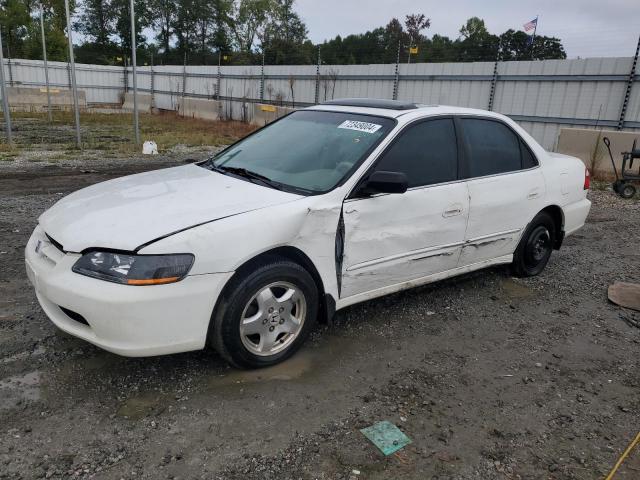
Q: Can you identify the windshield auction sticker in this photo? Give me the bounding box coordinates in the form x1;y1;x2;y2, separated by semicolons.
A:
338;120;382;134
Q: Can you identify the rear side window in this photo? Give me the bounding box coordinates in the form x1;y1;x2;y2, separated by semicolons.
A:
375;118;458;188
520;140;538;169
461;118;526;177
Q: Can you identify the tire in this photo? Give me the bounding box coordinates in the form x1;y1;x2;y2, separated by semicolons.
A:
511;212;556;277
210;259;318;369
612;180;624;194
619;183;636;199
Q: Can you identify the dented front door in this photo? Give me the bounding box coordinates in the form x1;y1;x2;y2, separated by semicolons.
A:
340;183;470;298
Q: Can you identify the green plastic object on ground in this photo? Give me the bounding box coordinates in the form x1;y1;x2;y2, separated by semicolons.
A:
360;420;412;455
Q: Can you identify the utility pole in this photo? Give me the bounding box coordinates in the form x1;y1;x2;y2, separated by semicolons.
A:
63;0;81;148
0;29;13;144
40;3;52;122
129;0;139;145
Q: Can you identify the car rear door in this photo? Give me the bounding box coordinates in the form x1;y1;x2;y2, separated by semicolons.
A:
457;117;546;266
340;117;470;299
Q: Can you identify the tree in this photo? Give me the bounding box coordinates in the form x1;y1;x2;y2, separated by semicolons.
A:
500;29;566;61
76;0;113;46
404;13;429;46
228;0;272;54
457;16;498;61
149;0;176;60
261;0;309;64
0;0;31;57
110;0;150;55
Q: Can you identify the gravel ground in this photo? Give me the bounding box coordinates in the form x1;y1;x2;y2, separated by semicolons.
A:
0;157;639;480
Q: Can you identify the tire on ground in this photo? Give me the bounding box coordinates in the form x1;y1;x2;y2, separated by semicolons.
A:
210;258;318;369
511;211;556;278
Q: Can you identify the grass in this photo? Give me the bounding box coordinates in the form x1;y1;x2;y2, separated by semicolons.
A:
0;111;256;154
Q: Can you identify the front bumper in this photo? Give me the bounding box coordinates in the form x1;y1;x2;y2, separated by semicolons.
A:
25;225;233;357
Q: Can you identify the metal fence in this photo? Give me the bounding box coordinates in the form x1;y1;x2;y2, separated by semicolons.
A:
2;55;639;150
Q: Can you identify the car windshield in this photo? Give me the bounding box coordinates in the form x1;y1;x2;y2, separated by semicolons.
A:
203;110;395;194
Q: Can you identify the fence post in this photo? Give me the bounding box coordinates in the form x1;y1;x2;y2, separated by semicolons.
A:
123;56;128;94
617;34;640;131
7;56;13;86
260;48;265;102
182;52;187;99
392;41;400;100
0;29;13;144
488;40;502;111
314;45;320;104
150;58;155;109
129;0;139;145
217;51;221;101
39;5;52;122
63;0;81;148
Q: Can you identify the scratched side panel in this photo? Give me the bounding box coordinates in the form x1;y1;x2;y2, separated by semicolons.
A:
460;169;546;265
341;184;469;298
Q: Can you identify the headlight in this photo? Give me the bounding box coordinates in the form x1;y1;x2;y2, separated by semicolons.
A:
72;251;194;285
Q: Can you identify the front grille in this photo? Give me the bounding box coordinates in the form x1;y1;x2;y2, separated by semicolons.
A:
45;233;64;253
59;306;90;327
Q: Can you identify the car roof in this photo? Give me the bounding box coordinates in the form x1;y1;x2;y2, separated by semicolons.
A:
305;100;508;122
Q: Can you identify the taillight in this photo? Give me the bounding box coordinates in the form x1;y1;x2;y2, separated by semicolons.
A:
584;168;590;190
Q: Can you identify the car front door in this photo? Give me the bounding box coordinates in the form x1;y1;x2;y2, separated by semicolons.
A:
457;117;546;266
340;117;470;299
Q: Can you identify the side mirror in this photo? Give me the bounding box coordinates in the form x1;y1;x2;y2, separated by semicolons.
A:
357;171;408;196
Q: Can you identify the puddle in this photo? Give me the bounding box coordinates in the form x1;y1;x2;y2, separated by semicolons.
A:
116;392;167;420
204;333;359;392
212;350;315;387
0;370;42;409
501;278;533;299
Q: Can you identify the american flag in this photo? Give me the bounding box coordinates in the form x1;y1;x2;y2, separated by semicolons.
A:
523;18;538;32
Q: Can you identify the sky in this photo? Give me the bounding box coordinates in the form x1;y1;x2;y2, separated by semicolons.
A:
296;0;639;59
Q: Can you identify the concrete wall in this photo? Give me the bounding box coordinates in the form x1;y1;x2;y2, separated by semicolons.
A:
251;103;295;126
556;127;640;179
122;92;152;113
177;97;222;121
6;86;87;111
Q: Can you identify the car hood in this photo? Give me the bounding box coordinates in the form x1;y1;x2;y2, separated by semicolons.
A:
39;164;303;252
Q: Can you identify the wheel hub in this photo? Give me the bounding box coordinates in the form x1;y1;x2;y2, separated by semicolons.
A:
239;281;307;357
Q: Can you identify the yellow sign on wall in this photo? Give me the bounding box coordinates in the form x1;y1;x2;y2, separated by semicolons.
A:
409;46;418;54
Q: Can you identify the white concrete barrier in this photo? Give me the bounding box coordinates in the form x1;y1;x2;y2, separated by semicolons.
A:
178;97;222;121
556;128;640;180
6;86;87;112
251;103;295;126
122;92;152;113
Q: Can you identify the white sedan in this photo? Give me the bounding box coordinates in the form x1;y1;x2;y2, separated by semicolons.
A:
25;99;591;368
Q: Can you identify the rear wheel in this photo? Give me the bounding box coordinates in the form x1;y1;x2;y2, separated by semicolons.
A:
210;259;318;368
512;212;555;277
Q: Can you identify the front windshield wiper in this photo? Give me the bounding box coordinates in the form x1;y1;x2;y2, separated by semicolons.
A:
208;164;285;191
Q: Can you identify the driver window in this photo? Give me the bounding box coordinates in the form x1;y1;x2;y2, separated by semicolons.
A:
374;118;458;188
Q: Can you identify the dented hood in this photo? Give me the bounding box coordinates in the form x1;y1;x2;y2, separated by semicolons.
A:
39;164;302;252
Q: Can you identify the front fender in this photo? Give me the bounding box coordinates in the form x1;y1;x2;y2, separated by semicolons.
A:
139;196;344;299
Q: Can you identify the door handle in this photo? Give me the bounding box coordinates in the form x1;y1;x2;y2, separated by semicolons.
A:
443;204;463;217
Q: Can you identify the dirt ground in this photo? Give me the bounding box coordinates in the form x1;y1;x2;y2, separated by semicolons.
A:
0;152;639;480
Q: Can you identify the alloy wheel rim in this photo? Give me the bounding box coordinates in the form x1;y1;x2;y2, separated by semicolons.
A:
239;281;307;356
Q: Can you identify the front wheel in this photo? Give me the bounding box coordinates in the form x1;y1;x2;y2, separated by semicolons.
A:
210;259;318;368
511;212;556;277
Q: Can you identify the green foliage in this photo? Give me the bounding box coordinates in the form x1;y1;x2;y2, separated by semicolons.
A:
0;0;567;67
